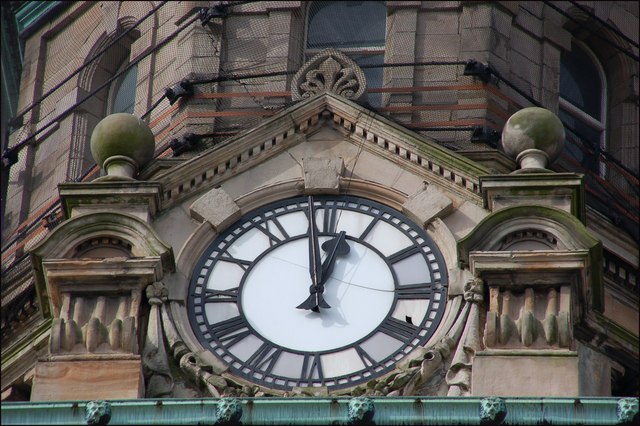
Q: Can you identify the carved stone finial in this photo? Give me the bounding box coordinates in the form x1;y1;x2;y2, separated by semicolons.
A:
90;113;155;181
291;48;367;101
348;396;375;424
617;397;639;425
215;397;243;425
480;397;507;425
501;107;565;173
85;400;112;425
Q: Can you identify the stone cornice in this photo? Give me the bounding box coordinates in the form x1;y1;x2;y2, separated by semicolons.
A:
153;92;490;211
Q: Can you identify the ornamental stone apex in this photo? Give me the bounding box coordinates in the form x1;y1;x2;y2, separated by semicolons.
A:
291;48;367;102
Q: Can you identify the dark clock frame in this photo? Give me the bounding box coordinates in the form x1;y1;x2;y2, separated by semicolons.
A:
187;195;449;391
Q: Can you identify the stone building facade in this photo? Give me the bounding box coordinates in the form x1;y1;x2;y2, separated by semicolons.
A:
1;1;638;421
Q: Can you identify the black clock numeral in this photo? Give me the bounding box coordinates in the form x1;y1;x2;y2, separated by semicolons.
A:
300;353;324;382
387;245;422;264
396;284;432;299
219;254;252;271
256;215;289;246
379;317;419;341
358;214;379;240
204;287;239;303
245;342;281;375
211;316;251;347
354;345;377;368
321;204;339;234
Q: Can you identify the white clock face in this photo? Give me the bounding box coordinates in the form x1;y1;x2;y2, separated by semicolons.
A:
188;195;448;391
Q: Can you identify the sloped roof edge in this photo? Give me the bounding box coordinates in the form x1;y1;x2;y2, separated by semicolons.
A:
154;92;490;209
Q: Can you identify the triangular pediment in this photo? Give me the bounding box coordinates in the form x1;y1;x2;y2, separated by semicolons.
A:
150;92;490;211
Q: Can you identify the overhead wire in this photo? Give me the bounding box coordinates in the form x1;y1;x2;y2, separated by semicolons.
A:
566;0;639;49
4;12;201;160
3;1;638;262
543;1;639;61
8;0;169;128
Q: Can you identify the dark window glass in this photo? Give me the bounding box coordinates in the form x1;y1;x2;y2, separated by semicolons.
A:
306;1;386;106
307;1;386;49
111;64;138;114
351;53;384;106
560;44;602;120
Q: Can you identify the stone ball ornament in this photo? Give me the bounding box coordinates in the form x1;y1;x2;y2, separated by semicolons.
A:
501;107;565;172
90;113;155;180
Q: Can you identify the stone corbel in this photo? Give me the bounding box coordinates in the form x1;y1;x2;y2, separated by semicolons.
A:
446;277;484;396
42;258;164;355
142;282;173;398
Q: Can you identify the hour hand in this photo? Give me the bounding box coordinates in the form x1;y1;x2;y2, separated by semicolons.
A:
297;231;350;312
320;231;350;279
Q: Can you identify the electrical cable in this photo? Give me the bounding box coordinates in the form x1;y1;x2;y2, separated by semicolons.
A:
9;1;169;127
566;0;639;49
4;12;201;159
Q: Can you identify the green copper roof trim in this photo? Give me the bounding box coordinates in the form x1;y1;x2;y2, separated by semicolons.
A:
14;1;66;37
1;397;638;425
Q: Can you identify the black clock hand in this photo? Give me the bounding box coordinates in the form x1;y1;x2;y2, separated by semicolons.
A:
297;230;350;312
320;230;350;280
298;196;327;312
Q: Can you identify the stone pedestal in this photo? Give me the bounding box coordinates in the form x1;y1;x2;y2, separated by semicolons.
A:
31;358;143;401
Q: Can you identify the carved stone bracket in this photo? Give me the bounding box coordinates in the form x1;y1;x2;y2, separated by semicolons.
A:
291;48;367;101
464;276;484;304
446;295;482;396
142;282;173;398
42;258;163;355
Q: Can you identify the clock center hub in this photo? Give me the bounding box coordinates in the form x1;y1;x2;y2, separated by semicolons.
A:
240;237;395;352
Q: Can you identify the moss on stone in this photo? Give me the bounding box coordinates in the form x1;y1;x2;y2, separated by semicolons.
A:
90;113;155;169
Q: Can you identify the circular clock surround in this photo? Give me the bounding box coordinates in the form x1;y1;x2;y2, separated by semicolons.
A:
188;195;448;391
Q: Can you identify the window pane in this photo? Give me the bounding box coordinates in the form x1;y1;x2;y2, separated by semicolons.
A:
307;1;386;49
558;107;600;173
351;53;384;106
111;64;137;114
559;44;601;120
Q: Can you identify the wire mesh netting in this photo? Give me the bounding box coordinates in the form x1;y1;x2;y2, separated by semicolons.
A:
1;1;638;307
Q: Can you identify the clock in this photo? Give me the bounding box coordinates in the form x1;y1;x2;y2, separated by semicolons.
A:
187;195;448;391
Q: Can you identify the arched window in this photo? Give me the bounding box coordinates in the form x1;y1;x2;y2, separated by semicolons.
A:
305;1;386;105
108;61;138;114
72;29;139;181
558;40;607;177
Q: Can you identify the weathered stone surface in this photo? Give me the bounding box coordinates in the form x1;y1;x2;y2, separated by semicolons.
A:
90;113;155;171
303;157;344;194
472;353;579;396
501;107;565;170
403;184;453;227
189;187;241;231
31;359;143;401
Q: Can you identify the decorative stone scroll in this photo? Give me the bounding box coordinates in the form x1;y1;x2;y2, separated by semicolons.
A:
142;282;173;398
291;48;367;101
